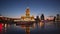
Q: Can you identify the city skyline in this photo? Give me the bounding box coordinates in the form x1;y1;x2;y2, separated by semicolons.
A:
0;0;60;18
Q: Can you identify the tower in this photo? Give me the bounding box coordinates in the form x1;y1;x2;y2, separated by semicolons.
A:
41;14;45;20
56;14;60;20
20;7;35;21
26;8;30;17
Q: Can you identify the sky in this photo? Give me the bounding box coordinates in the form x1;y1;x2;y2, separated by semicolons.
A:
0;0;60;18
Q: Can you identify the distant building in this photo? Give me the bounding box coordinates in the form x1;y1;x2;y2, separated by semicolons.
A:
36;16;40;20
0;14;1;16
35;16;40;22
40;14;44;20
0;14;3;17
47;16;54;21
53;16;56;21
56;14;60;20
20;7;35;21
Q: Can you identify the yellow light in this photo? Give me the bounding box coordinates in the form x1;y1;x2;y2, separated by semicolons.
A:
40;22;44;27
5;24;7;28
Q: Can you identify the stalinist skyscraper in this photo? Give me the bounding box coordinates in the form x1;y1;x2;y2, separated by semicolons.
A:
26;8;30;17
20;7;35;21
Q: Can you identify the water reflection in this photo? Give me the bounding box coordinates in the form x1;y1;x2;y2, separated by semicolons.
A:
16;22;45;34
39;21;45;29
25;25;30;34
2;23;7;34
32;23;36;28
0;21;60;34
0;23;3;34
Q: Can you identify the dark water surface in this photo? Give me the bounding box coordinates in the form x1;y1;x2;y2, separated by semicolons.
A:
0;21;60;34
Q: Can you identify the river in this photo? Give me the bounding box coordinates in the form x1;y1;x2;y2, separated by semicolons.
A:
0;21;60;34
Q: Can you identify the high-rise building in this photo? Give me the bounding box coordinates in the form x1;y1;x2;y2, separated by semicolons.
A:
26;8;30;17
20;8;35;21
40;14;45;20
35;16;40;22
53;16;56;21
56;14;60;20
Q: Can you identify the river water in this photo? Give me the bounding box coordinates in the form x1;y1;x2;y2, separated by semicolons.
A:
0;21;60;34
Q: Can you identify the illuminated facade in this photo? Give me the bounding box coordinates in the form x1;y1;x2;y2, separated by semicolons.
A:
20;8;35;21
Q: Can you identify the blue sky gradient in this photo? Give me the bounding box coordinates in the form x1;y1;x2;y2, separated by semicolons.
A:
0;0;60;18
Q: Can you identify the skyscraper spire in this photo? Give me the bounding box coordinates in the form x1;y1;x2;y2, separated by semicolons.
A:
26;7;30;17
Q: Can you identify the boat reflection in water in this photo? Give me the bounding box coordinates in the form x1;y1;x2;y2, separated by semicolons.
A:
0;21;60;34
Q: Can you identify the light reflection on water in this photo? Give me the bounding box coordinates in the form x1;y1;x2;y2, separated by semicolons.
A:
0;21;60;34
